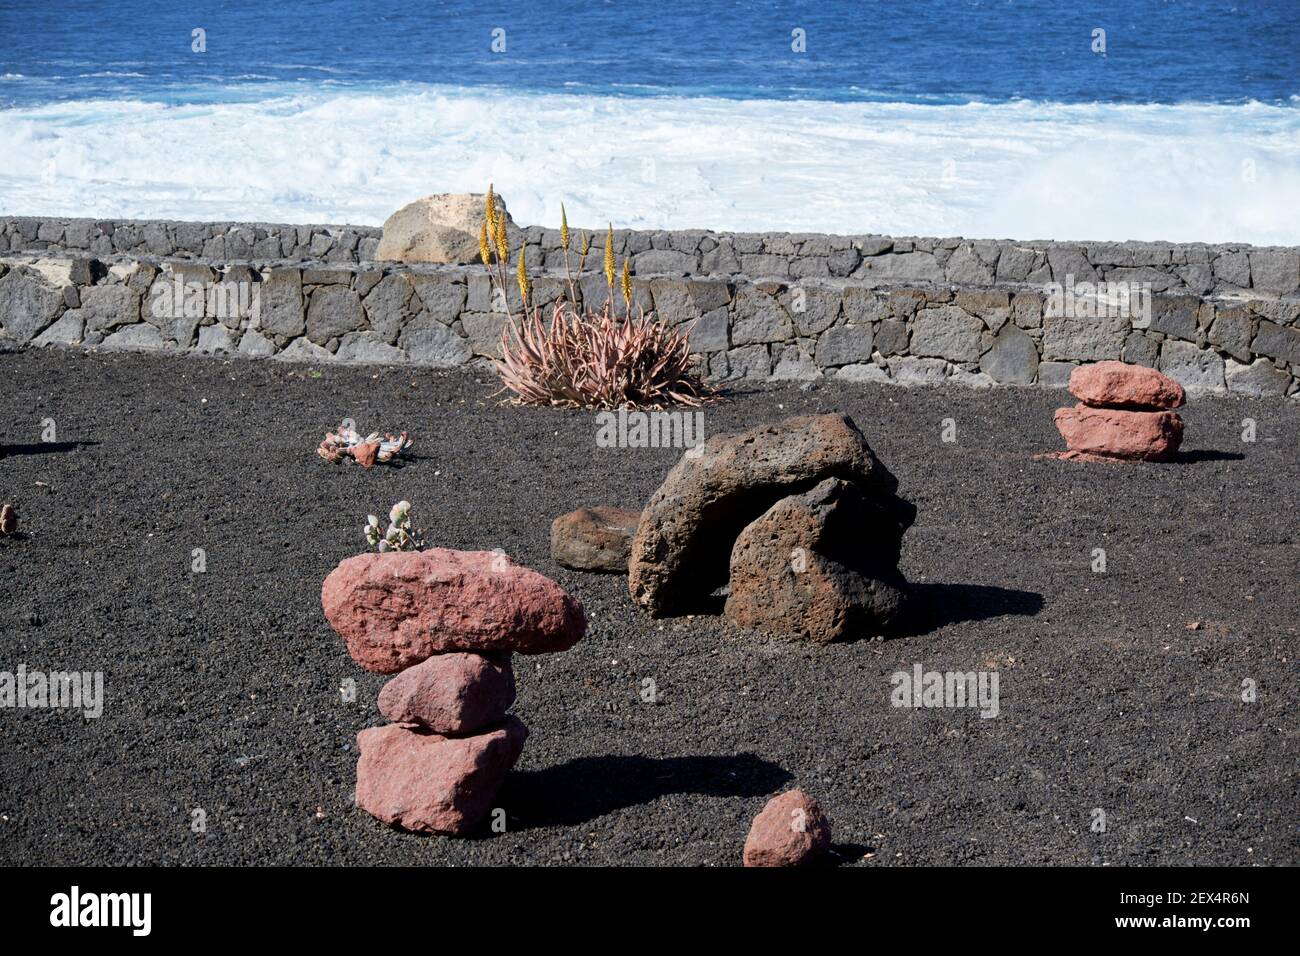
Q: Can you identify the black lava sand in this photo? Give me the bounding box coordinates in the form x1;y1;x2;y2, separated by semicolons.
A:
1;349;1295;867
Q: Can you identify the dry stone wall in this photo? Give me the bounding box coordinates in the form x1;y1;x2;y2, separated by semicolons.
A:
1;216;1297;399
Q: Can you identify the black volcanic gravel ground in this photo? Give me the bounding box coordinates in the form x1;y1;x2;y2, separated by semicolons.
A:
0;349;1296;867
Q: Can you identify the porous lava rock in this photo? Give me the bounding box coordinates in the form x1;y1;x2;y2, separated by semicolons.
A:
628;413;914;617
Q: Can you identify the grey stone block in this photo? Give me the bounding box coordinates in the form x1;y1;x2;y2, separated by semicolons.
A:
1207;306;1253;362
1047;247;1099;284
1158;339;1226;393
731;288;793;345
1121;331;1160;368
305;286;364;344
400;324;473;366
854;251;944;283
840;287;888;326
945;244;995;285
910;306;983;362
461;311;509;358
815;324;874;367
1037;361;1077;388
1041;313;1128;361
634;249;698;275
0;269;65;343
1253;320;1300;365
363;274;415;342
686;308;729;352
875;319;909;356
1147;296;1199;341
1213;251;1251;288
648;278;692;319
887;355;949;386
720;344;771;380
687;279;730;314
995;245;1037;283
771;344;820;381
274;337;335;363
826;248;861;276
80;284;141;332
32;309;85;347
1225;357;1291;397
196;324;239;354
834;362;890;384
979;325;1039;385
259;269;305;337
1248;249;1299;294
239;330;276;357
100;323;166;351
336;331;407;363
786;286;843;335
738;253;790;278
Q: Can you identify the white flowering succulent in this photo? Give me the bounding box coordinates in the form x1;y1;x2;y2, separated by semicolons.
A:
364;500;422;553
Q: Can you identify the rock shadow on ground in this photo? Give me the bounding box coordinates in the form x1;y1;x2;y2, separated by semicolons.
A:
498;753;792;830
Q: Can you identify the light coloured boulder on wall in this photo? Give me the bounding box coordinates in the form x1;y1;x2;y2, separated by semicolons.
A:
0;266;66;344
376;193;516;264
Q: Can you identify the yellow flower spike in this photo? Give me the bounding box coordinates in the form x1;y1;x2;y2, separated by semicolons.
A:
560;203;570;251
604;223;615;288
580;231;590;256
621;258;632;305
517;251;530;304
494;213;508;262
485;184;497;233
478;220;491;266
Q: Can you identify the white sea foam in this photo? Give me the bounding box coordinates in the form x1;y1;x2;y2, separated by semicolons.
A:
0;85;1297;244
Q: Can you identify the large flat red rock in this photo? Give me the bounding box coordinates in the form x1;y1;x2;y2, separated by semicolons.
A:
1068;361;1185;410
1054;404;1184;461
322;549;586;673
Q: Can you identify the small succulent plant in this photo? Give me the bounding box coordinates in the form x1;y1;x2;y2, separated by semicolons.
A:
364;501;423;553
319;423;412;469
0;502;16;536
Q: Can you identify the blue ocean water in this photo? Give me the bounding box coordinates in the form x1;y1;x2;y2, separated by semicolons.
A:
1;0;1297;106
0;1;1297;242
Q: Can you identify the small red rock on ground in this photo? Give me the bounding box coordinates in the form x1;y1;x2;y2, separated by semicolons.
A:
742;789;832;867
1068;360;1186;410
550;505;641;573
378;651;516;735
355;716;528;835
322;549;587;672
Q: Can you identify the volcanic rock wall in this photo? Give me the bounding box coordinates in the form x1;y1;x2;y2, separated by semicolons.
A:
1;216;1296;398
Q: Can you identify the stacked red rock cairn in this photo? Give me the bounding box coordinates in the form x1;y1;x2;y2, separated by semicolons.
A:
321;548;586;835
1054;361;1186;462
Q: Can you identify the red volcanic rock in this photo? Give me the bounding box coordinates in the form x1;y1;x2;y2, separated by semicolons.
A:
351;440;380;469
322;549;586;673
742;790;832;867
355;717;528;835
1054;404;1184;461
1069;361;1185;410
550;505;641;573
378;651;516;735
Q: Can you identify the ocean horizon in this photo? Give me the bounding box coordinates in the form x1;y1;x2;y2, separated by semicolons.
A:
1;0;1298;243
